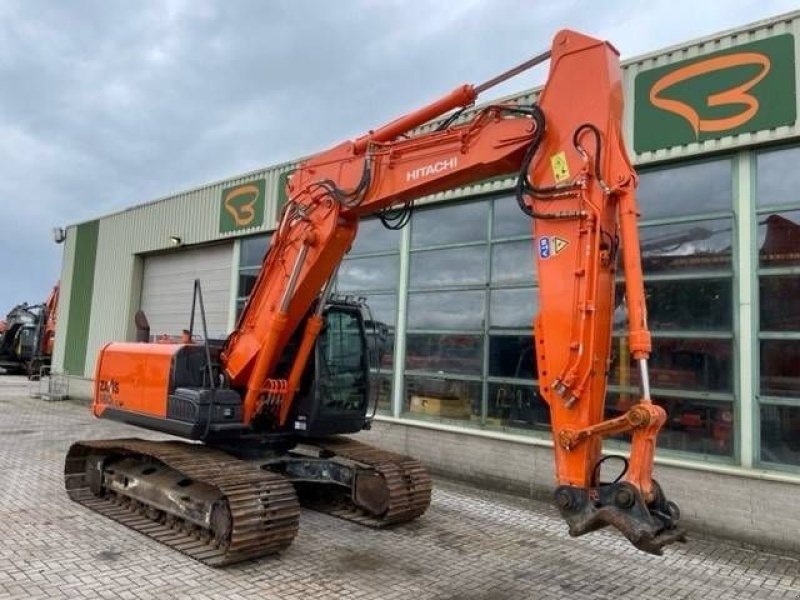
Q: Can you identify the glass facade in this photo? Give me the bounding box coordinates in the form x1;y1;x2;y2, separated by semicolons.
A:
231;146;800;474
611;158;736;458
236;233;271;319
403;197;542;431
335;219;401;414
756;146;800;468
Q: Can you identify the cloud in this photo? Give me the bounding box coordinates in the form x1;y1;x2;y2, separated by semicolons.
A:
0;0;796;312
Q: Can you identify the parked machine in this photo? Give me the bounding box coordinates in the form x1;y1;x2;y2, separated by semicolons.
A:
0;283;59;377
65;30;685;566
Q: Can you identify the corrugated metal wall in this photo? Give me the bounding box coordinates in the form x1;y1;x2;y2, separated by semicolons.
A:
54;10;800;378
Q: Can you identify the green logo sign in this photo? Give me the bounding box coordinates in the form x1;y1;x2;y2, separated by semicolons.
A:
634;34;796;153
219;179;266;233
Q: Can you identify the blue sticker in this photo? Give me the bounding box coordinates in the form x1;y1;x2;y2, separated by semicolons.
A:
538;237;551;259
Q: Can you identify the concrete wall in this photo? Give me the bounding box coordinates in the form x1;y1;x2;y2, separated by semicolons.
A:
358;419;800;554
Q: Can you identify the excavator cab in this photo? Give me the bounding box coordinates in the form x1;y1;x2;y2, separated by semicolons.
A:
287;298;372;437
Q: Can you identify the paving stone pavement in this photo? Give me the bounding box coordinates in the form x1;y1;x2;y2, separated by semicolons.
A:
0;375;798;600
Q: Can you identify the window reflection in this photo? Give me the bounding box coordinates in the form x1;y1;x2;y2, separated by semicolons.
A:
760;405;800;466
410;246;487;288
407;291;484;330
760;340;800;398
610;337;732;392
757;146;800;207
615;279;732;331
640;219;732;273
369;372;393;414
405;333;483;376
411;201;488;248
757;210;800;267
487;383;550;431
606;393;733;457
357;294;396;369
240;234;270;268
637;159;731;221
760;275;800;331
351;218;401;255
238;268;260;299
338;255;399;292
357;294;396;331
489;288;538;329
489;335;536;379
491;240;536;284
404;376;481;422
493;195;532;239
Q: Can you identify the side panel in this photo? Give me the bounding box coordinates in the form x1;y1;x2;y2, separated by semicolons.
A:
63;220;99;376
93;342;177;419
52;228;76;373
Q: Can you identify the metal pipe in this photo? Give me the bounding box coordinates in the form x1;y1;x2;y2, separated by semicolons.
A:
638;358;651;402
315;267;338;317
280;242;310;313
474;50;551;95
196;280;214;390
353;85;477;154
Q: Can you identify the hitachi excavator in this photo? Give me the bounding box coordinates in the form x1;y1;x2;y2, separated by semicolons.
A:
64;30;686;566
0;283;59;377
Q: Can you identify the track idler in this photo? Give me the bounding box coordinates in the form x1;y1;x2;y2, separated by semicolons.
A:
554;480;686;555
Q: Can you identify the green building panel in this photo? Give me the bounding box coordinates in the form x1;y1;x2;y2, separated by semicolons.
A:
63;220;99;376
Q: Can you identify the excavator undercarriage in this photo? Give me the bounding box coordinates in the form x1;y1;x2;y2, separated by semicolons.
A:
65;437;431;566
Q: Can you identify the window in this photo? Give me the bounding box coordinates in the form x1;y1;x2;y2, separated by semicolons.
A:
405;200;489;424
404;195;543;432
318;310;367;413
335;218;401;414
755;147;800;467
236;233;270;319
614;158;735;459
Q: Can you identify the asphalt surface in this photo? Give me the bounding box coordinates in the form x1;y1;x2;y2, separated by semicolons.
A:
0;375;798;599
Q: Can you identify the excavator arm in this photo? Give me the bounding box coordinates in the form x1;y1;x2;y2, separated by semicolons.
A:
219;29;684;554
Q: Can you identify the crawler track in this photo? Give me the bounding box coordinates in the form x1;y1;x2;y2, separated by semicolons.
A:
65;439;300;567
298;436;432;526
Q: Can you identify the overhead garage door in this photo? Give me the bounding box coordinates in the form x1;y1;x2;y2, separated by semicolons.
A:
140;242;233;340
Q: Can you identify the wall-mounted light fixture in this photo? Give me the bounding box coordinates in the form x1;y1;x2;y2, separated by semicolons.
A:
169;236;182;246
52;227;66;244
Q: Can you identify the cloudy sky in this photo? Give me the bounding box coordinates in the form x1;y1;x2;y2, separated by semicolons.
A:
0;0;797;311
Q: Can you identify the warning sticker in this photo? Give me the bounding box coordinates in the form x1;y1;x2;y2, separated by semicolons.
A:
550;151;570;182
538;236;569;259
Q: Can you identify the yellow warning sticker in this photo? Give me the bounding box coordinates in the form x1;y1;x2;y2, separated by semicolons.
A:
550;151;570;182
552;236;569;255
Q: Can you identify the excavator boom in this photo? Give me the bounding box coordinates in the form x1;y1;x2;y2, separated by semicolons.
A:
221;29;683;553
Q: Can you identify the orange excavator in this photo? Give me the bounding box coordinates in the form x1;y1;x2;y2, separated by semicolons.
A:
64;30;685;566
0;282;59;377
